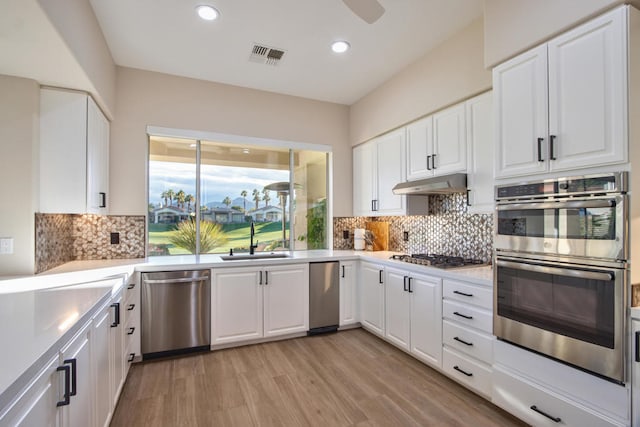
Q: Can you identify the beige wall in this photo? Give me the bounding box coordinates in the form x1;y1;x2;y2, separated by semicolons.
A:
37;0;116;117
111;67;351;217
0;75;39;276
483;0;640;68
349;18;491;145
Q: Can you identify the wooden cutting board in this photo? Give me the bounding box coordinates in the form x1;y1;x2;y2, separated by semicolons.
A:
366;221;389;251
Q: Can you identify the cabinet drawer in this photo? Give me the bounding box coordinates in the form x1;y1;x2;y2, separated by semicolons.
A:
443;300;492;333
442;347;492;398
443;320;493;364
493;365;623;427
443;279;492;310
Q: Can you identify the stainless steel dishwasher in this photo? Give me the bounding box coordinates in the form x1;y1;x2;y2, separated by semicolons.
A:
308;261;340;334
141;270;210;359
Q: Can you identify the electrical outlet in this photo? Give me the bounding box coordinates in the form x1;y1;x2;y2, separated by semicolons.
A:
403;231;409;242
110;232;120;245
0;238;14;255
343;230;350;239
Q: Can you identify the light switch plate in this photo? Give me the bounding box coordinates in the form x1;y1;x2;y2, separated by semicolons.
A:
0;238;14;255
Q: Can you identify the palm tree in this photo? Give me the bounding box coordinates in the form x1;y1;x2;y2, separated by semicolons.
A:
166;189;175;206
240;190;248;212
252;188;261;210
185;194;194;212
222;196;232;207
262;188;271;207
161;191;169;207
176;190;186;209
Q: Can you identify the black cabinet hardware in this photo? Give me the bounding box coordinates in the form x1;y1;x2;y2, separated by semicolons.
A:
635;331;640;362
110;302;120;327
99;192;106;208
537;137;544;162
63;358;77;396
341;265;345;278
432;154;437;169
127;304;135;311
128;353;135;362
56;365;71;407
453;365;473;377
259;271;263;285
466;190;471;206
549;135;557;160
127;283;135;290
426;155;432;170
530;405;561;423
265;271;269;285
371;200;375;212
453;290;473;297
408;277;413;293
127;327;135;335
379;270;383;284
403;276;408;292
453;336;473;346
453;311;473;320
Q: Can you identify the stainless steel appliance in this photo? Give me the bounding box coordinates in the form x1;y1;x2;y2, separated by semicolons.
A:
494;173;629;383
308;261;340;334
141;270;211;359
390;254;488;269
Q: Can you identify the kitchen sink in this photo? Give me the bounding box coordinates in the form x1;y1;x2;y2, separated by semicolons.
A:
220;253;291;261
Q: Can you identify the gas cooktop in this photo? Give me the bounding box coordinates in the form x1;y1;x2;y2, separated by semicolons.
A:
390;254;489;269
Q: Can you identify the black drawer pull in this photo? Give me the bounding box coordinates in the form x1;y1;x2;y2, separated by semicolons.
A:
453;336;473;346
128;353;135;362
63;358;77;397
379;270;383;284
342;265;345;278
453;290;473;297
56;365;71;407
530;405;561;423
127;327;135;335
453;311;473;320
453;365;473;377
127;283;136;289
110;302;120;327
127;304;135;311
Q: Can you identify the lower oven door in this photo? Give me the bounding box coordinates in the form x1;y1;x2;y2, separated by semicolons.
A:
494;255;627;383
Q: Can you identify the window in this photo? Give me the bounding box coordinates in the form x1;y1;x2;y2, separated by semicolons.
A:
147;134;329;256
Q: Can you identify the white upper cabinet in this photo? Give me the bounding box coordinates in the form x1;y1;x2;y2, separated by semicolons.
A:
494;7;627;179
406;104;467;181
466;91;495;214
40;88;110;214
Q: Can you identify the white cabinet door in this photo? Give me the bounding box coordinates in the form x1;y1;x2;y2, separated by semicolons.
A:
547;7;627;171
263;264;309;337
339;261;357;326
59;322;92;427
406;116;433;180
86;97;110;214
432;103;467;174
93;301;112;427
466;92;495;214
211;267;263;345
493;44;549;178
409;273;442;369
0;356;60;427
375;129;406;215
353;142;375;216
384;267;411;351
360;262;385;336
109;292;125;412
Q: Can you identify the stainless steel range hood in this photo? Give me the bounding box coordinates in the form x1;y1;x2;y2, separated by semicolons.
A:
392;173;468;195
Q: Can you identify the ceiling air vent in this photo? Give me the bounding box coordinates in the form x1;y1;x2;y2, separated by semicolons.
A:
249;43;286;66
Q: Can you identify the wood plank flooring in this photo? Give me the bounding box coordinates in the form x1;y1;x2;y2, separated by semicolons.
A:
111;329;526;426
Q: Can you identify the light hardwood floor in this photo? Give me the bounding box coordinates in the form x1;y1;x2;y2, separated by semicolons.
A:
111;329;526;426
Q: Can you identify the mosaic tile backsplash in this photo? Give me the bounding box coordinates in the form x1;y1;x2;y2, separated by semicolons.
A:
35;213;146;273
333;193;494;263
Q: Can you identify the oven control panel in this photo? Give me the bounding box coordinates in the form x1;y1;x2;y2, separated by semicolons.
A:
496;172;626;200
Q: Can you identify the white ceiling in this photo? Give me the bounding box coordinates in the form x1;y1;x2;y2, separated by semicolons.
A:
89;0;484;105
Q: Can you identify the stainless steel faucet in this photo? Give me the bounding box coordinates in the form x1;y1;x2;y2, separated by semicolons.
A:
249;221;258;255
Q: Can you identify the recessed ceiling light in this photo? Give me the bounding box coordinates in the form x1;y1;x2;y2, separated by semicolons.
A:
196;5;219;21
331;40;350;53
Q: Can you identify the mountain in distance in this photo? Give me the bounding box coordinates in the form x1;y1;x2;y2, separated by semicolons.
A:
206;197;247;209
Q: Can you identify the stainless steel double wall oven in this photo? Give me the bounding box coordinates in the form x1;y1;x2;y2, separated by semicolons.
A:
493;173;629;383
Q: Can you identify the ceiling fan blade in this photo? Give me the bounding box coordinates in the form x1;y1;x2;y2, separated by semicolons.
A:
343;0;385;24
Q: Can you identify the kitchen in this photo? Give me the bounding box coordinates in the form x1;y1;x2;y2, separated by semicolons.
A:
2;0;640;426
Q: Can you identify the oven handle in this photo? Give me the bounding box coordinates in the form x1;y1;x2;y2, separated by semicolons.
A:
497;199;614;211
496;260;614;282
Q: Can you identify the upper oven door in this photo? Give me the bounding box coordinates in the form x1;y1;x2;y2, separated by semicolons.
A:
495;194;627;260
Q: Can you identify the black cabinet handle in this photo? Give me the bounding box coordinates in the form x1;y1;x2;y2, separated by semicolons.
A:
635;331;640;362
99;192;106;208
408;277;413;293
453;290;473;297
403;276;408;292
127;304;135;311
454;336;473;346
453;365;473;377
530;405;561;423
549;135;557;160
466;190;471;207
432;154;437;169
537;137;544;162
56;365;71;407
426;155;432;171
341;265;345;278
379;270;383;284
110;302;120;327
453;311;473;320
63;358;77;397
259;271;263;285
265;271;269;285
127;283;135;290
127;327;135;335
128;353;135;362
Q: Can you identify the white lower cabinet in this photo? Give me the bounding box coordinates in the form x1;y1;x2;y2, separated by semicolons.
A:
339;261;357;327
442;347;492;398
93;301;113;427
359;261;385;336
211;264;309;345
59;322;93;427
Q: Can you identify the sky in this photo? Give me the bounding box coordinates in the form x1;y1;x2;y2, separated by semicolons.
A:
149;161;290;208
